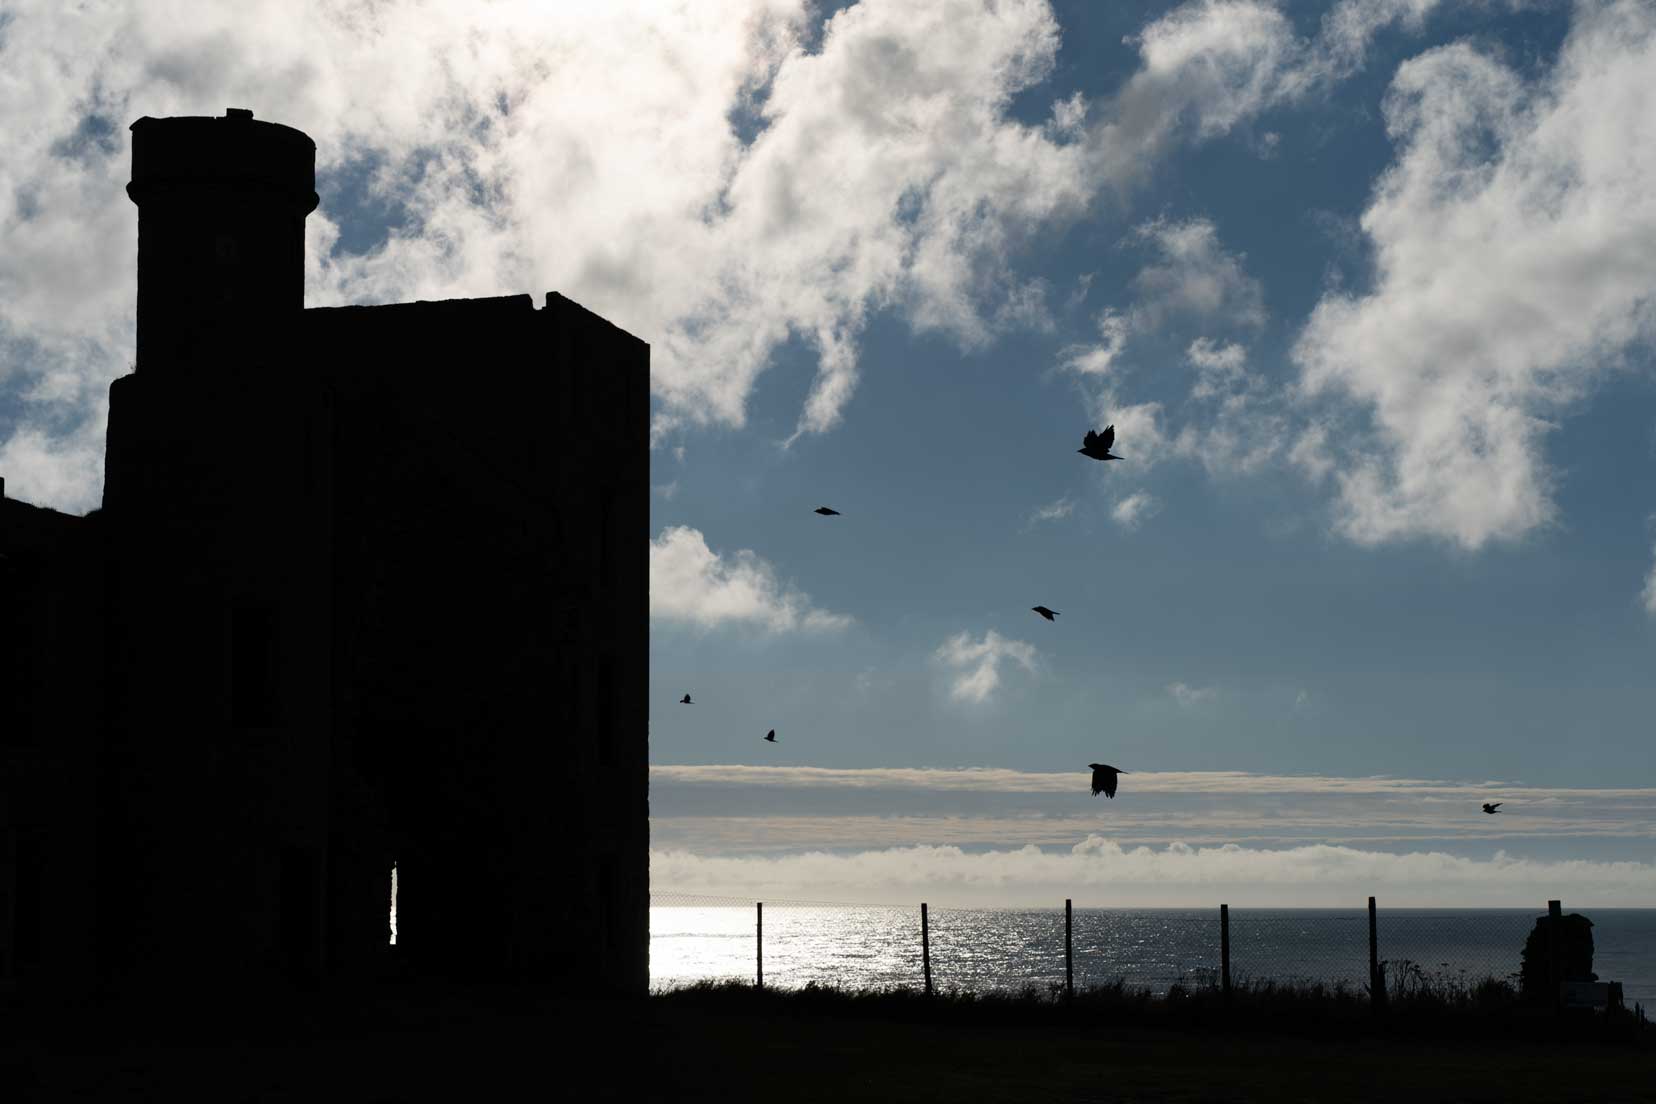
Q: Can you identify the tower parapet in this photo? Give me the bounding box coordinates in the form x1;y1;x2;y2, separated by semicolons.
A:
127;109;318;371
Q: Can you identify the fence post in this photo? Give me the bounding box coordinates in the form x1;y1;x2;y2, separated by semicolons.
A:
1548;898;1563;1015
1065;899;1074;1002
1220;903;1231;1006
1368;895;1383;1012
756;901;763;989
921;902;933;997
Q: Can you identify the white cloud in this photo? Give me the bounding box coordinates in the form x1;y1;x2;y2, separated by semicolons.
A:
1293;1;1656;549
1167;681;1216;707
1641;541;1656;616
1171;335;1295;477
1058;308;1130;377
1105;0;1297;158
1094;0;1457;182
1062;221;1264;477
1;0;1458;511
934;629;1038;705
650;525;850;633
1186;337;1249;399
1025;494;1075;527
1110;490;1159;529
1312;0;1445;85
1128;217;1266;332
651;836;1656;907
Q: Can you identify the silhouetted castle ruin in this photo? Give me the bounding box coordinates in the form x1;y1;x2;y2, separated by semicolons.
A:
1;109;648;1000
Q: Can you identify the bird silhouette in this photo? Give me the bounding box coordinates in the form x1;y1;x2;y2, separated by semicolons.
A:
1078;425;1121;461
1088;763;1125;798
1032;606;1058;621
814;506;841;516
764;729;776;742
1482;802;1502;814
680;694;693;704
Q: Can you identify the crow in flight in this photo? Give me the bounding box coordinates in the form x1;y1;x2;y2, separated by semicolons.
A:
1482;802;1502;814
1078;425;1121;461
814;506;841;516
1088;763;1125;799
764;729;777;742
1032;606;1059;621
680;694;693;704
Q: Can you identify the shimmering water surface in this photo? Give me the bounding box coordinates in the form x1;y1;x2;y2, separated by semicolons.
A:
650;904;1656;1007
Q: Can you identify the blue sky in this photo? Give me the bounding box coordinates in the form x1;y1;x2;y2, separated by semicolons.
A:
2;1;1654;903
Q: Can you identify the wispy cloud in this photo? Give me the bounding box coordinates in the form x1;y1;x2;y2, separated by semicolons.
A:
1025;495;1075;528
1128;216;1266;333
1167;681;1216;707
1111;490;1159;529
933;630;1039;705
1059;309;1131;377
1641;533;1656;616
1186;337;1249;399
650;525;851;634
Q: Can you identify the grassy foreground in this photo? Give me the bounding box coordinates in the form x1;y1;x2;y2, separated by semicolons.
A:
3;980;1652;1102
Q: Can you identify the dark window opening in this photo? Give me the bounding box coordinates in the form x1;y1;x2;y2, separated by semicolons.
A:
231;605;279;727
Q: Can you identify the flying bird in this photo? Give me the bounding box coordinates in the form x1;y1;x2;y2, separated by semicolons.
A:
764;729;776;742
680;694;693;704
1032;606;1059;621
814;506;841;516
1078;425;1121;462
1088;763;1126;799
1482;802;1502;814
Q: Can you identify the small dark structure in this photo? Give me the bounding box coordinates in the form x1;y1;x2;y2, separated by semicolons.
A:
1520;909;1596;1002
1;109;649;1004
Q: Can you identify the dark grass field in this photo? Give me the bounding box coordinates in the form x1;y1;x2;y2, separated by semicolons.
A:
4;981;1653;1102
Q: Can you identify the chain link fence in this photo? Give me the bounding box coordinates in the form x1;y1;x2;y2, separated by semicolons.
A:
651;895;1652;1011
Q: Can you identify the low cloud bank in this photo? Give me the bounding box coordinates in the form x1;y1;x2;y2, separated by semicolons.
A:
652;836;1656;908
650;763;1656;799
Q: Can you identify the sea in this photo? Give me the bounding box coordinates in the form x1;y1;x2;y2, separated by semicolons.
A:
650;903;1656;1009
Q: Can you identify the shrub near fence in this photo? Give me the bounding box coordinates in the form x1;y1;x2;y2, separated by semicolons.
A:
651;894;1638;1012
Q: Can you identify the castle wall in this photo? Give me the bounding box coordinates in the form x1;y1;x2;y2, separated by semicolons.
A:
0;110;649;1004
0;495;105;998
308;291;649;990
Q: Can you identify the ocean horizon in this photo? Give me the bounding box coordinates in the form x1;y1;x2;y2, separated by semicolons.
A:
651;901;1656;1009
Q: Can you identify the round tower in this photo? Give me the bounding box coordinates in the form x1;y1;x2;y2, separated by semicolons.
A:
127;108;318;371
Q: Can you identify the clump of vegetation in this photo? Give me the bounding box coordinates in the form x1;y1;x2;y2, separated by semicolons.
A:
656;972;1650;1047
